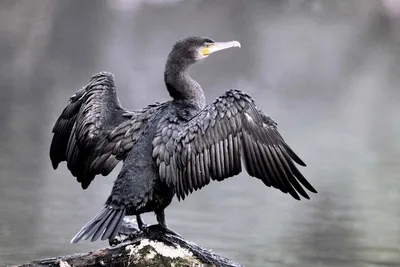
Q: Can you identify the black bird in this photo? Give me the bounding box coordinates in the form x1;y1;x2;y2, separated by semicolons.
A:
50;36;317;243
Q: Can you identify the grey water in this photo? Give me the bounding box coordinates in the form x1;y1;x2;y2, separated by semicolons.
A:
1;1;400;266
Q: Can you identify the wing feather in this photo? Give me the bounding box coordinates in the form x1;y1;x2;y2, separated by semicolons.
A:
50;72;162;189
157;89;316;200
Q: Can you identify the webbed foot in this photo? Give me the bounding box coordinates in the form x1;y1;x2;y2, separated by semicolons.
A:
145;223;182;237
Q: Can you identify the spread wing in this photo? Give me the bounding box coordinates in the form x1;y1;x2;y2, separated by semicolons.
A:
156;89;317;201
50;72;159;189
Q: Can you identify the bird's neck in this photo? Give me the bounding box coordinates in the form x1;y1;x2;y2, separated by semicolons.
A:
164;58;206;109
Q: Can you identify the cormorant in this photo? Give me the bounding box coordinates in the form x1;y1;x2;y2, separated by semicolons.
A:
50;36;317;243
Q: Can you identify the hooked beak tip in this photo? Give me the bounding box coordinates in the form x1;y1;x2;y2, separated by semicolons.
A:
231;41;241;48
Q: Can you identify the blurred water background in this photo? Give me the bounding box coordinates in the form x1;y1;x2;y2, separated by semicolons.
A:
1;0;400;266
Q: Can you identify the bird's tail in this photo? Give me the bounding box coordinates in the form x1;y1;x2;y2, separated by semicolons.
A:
71;207;126;243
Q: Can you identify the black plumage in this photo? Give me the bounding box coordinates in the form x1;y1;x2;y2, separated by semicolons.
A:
50;36;317;244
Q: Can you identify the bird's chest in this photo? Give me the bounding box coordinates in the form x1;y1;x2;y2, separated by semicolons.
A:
125;131;158;171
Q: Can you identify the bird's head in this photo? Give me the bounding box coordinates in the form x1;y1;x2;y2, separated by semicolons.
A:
169;36;241;65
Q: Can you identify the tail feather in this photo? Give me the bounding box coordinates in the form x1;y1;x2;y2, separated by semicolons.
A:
71;208;125;243
81;212;112;241
103;209;125;241
71;209;109;242
92;211;115;241
107;209;126;241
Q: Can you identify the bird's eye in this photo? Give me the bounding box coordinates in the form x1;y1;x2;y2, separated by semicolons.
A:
204;43;211;48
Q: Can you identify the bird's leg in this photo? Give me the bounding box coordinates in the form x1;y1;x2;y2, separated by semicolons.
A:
155;210;181;236
136;215;147;230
